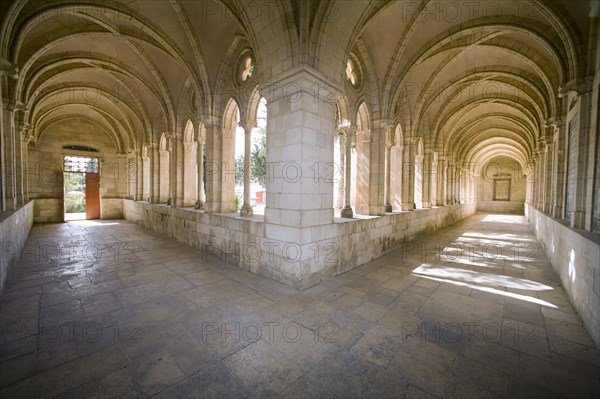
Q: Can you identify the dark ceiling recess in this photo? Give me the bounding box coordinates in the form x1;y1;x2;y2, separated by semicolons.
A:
62;145;99;152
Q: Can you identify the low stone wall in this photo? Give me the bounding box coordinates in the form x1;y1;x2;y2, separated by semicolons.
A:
124;200;476;290
101;198;124;219
0;201;35;295
526;204;600;347
34;198;62;223
477;201;524;214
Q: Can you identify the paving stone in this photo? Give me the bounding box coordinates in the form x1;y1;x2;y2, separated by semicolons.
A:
1;216;598;398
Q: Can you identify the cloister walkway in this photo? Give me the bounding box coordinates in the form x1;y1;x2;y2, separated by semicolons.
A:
1;213;598;398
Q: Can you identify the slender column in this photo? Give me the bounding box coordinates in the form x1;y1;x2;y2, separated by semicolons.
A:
239;122;255;216
195;137;205;209
336;132;345;209
17;123;32;204
341;126;355;218
384;132;393;212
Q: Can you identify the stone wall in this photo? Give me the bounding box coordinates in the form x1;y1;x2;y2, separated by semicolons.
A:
0;201;34;295
28;117;127;223
124;200;476;290
476;201;524;214
526;204;600;347
477;157;526;214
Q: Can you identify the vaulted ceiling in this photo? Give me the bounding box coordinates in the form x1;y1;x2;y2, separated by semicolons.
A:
1;0;591;171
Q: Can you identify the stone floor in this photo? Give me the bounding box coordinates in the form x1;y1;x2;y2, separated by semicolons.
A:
0;213;599;398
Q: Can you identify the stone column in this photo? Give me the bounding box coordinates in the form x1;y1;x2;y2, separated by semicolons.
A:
0;60;18;211
401;138;415;211
148;143;160;203
1;101;16;211
239;121;255;217
571;90;593;229
391;145;403;209
195;137;205;209
262;65;338;229
438;158;447;206
17;123;32;205
548;118;565;218
141;145;150;201
341;125;355;218
544;140;553;213
203;116;228;213
336;132;345;209
182;140;197;207
422;152;433;208
384;128;393;212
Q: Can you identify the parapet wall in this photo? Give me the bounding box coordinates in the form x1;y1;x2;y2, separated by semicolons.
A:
124;200;476;290
526;205;600;347
0;201;35;295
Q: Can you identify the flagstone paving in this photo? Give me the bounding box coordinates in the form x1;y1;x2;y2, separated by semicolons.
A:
1;213;598;398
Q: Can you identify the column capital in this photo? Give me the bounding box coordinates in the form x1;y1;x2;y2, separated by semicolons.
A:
0;60;18;79
339;125;356;138
4;98;27;112
544;115;565;129
260;64;342;105
558;76;594;97
238;121;257;133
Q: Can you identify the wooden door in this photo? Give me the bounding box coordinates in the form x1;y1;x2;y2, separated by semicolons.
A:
85;172;100;219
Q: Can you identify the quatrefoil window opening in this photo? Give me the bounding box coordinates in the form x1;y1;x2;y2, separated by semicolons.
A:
346;59;357;86
241;56;254;81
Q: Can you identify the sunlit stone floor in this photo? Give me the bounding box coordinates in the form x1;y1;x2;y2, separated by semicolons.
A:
1;213;598;398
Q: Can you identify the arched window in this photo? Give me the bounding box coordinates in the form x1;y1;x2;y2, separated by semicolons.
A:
159;133;170;203
223;98;241;212
182;119;197;207
414;138;424;209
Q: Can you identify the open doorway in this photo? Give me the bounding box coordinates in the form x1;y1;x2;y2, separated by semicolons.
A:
64;155;100;221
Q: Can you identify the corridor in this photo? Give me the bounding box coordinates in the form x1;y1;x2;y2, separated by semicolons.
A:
1;213;598;398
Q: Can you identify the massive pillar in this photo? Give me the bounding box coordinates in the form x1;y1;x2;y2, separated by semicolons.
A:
422;151;434;208
570;90;593;229
263;67;337;226
438;157;447;206
149;143;160;203
1;101;16;211
401;138;415;211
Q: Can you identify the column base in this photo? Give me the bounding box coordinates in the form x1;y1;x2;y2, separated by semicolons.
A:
194;200;204;210
384;203;393;213
401;203;415;211
240;203;254;217
341;206;353;218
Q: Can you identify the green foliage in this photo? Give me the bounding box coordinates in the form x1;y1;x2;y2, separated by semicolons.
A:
64;172;86;213
235;155;244;185
233;193;241;210
65;196;85;213
250;128;266;186
234;127;267;187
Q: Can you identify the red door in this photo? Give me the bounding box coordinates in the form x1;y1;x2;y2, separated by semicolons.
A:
85;172;100;219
